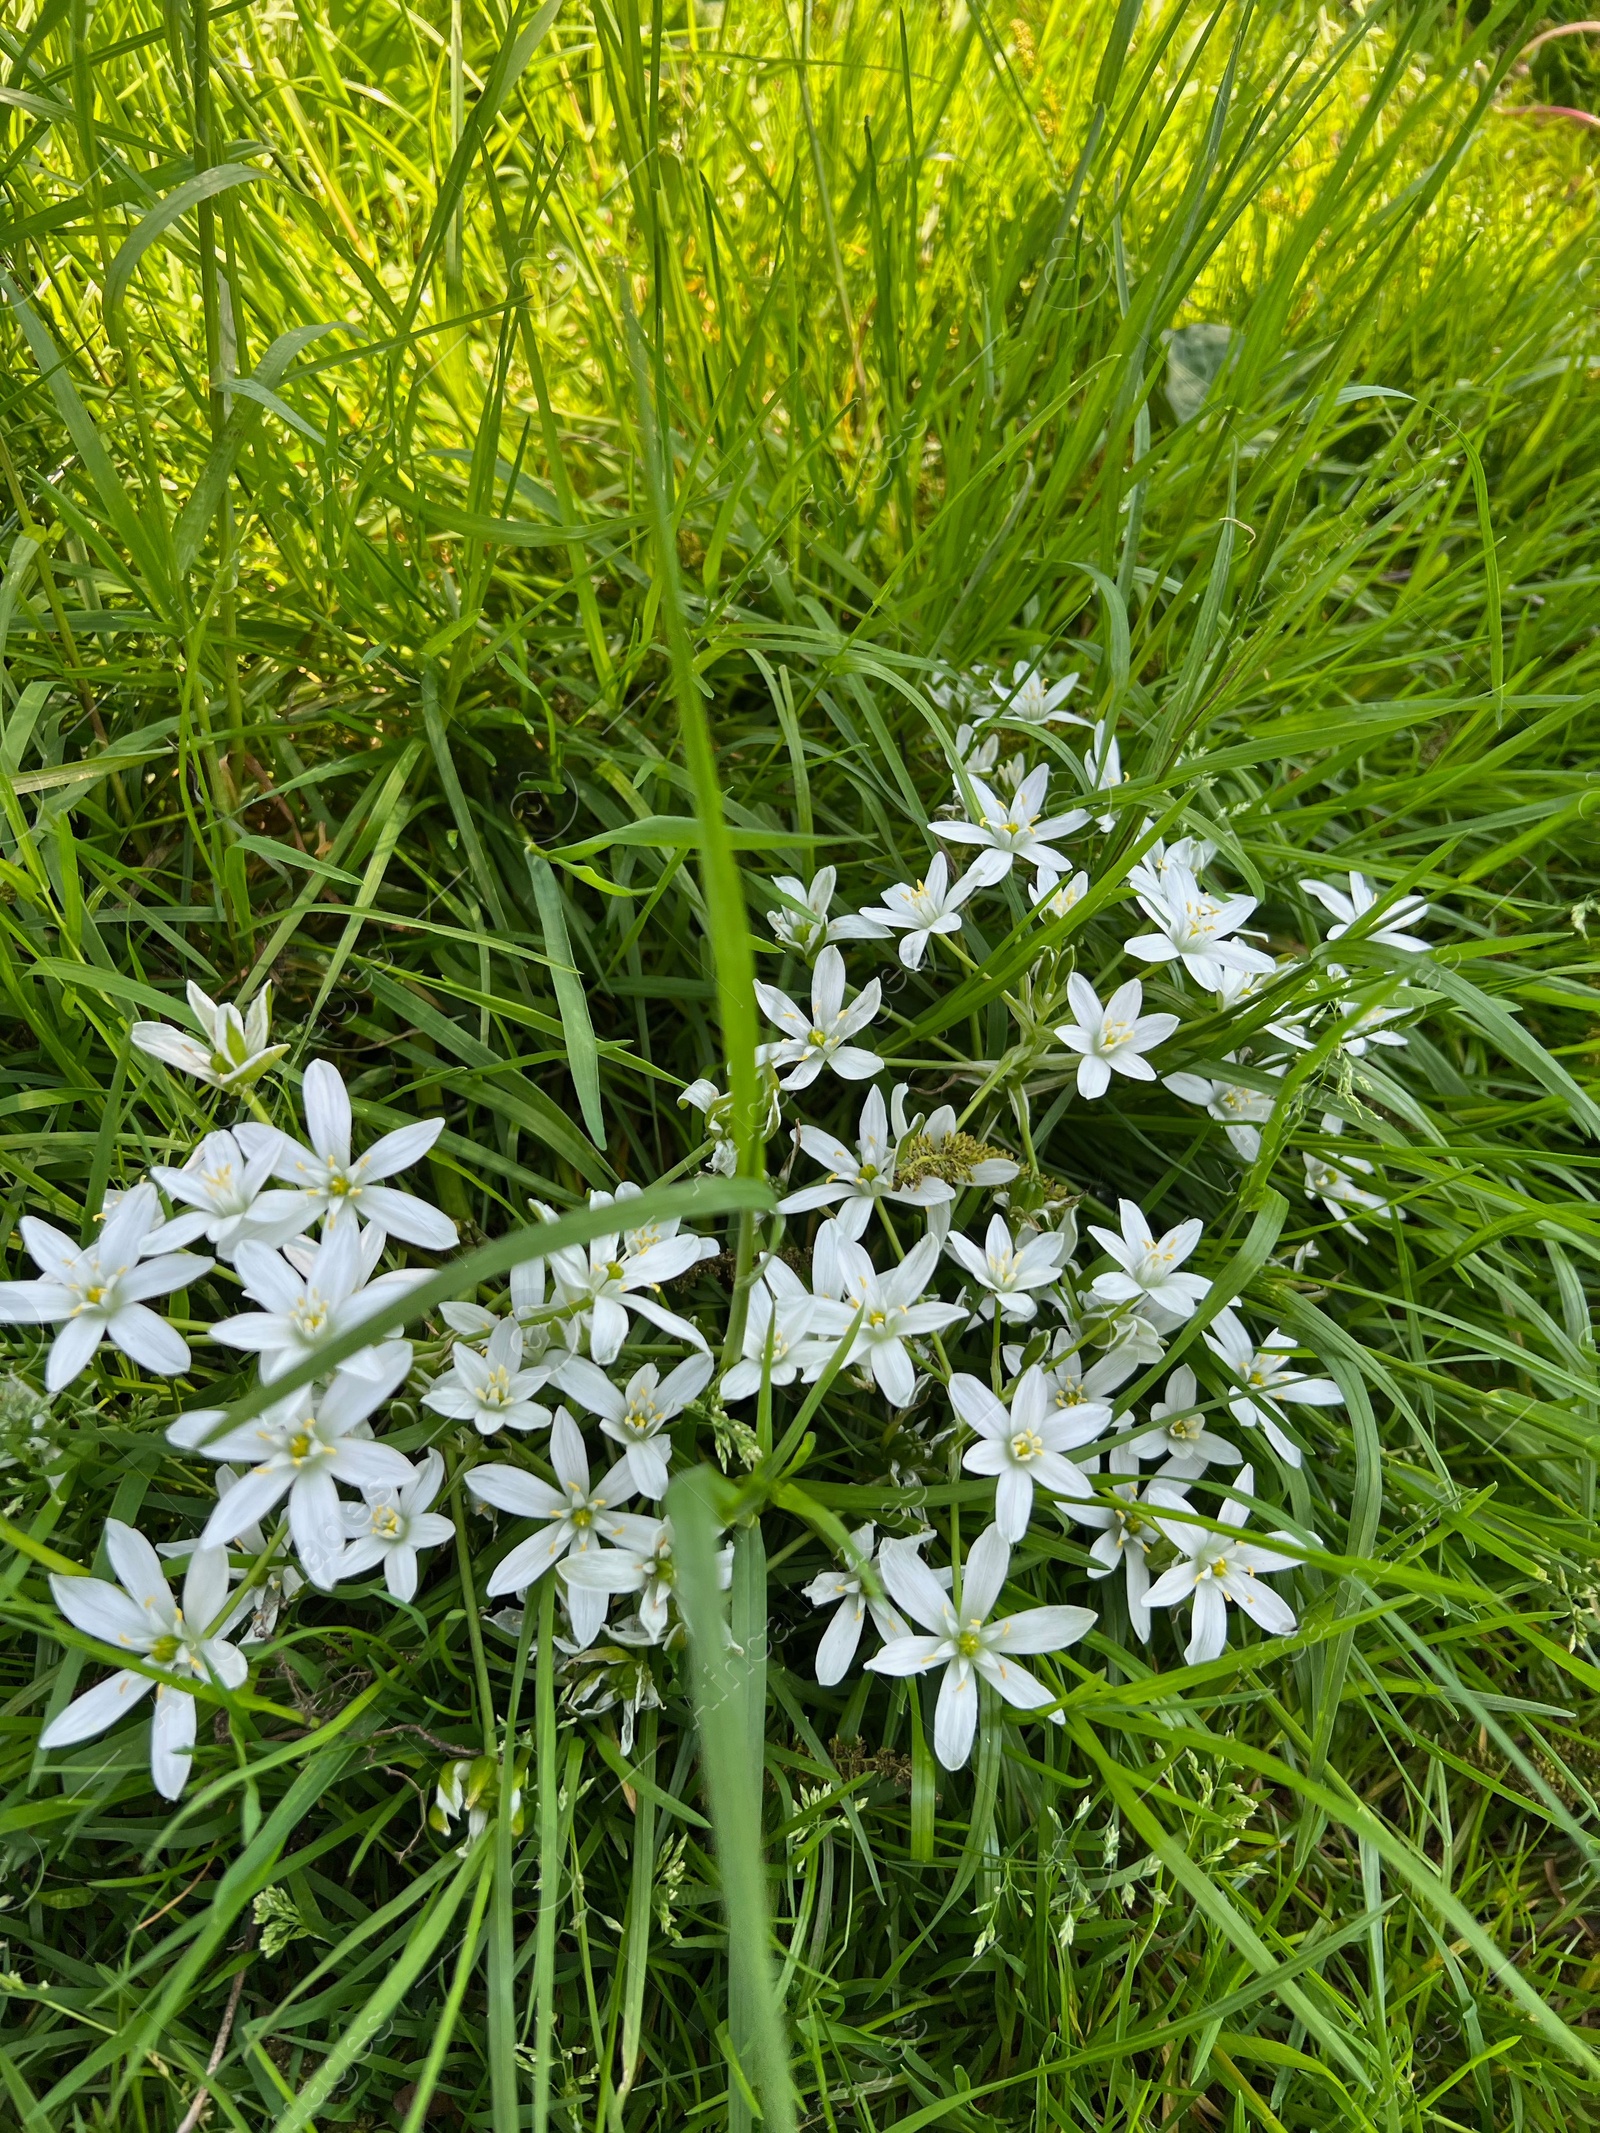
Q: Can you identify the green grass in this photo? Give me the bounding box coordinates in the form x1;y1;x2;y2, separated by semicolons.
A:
3;0;1600;2126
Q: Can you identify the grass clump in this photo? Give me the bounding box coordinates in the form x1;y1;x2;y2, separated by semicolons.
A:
2;1;1600;2128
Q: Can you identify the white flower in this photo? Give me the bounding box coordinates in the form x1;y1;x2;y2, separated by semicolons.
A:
1013;1332;1135;1430
130;981;288;1092
1301;872;1430;954
755;946;884;1090
866;1524;1096;1769
802;1525;950;1686
170;1354;413;1589
1031;870;1090;922
889;1090;1020;1185
212;1225;421;1385
40;1522;247;1798
0;1183;212;1392
1081;719;1126;829
811;1222;965;1407
1203;1310;1341;1468
1088;1200;1210;1325
557;1352;713;1500
989;660;1086;727
440;1255;550;1342
946;1213;1070;1324
678;1069;782;1176
1163;1059;1281;1161
244;1061;457;1250
1144;1467;1302;1663
780;1085;955;1241
424;1317;564;1435
546;1185;714;1365
1329;971;1411;1056
467;1408;637;1645
158;1465;304;1642
1117;1365;1242;1481
719;1258;838;1402
765;867;888;955
340;1449;455;1602
1054;973;1179;1099
857;853;985;970
1067;1451;1190;1642
1125;866;1275;988
564;1513;731;1647
951;1366;1099;1539
941;765;1090;892
1302;1115;1392;1241
1135;828;1218;882
148;1130;314;1261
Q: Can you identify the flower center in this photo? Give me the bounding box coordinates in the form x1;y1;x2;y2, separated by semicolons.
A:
482;1366;512;1406
1102;1019;1132;1050
293;1297;329;1337
624;1397;662;1437
373;1505;402;1537
807;1026;828;1048
287;1430;316;1462
1010;1428;1045;1463
956;1629;982;1657
571;1505;593;1529
325;1170;355;1198
605;1260;626;1282
82;1284;107;1307
1169;1414;1202;1442
150;1634;183;1665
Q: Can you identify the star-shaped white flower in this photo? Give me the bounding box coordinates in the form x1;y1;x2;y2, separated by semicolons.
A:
243;1062;457;1250
780;1084;955;1241
951;1366;1099;1539
131;981;288;1093
1117;1364;1241;1481
1125;866;1275;988
558;1352;713;1499
1054;973;1179;1099
40;1521;248;1798
1302;1116;1393;1242
988;660;1085;727
0;1182;213;1392
564;1513;731;1647
765;866;889;955
719;1258;839;1402
212;1224;421;1385
171;1353;414;1590
811;1222;964;1407
1144;1467;1302;1663
1030;870;1090;923
1301;872;1430;954
545;1185;714;1365
340;1448;456;1602
866;1524;1096;1769
1163;1058;1281;1161
424;1317;564;1435
1008;1331;1136;1432
1203;1309;1342;1468
467;1408;637;1645
941;764;1089;892
148;1129;314;1261
755;946;884;1090
1088;1200;1210;1326
946;1213;1070;1324
1066;1449;1191;1642
857;852;985;970
802;1525;951;1686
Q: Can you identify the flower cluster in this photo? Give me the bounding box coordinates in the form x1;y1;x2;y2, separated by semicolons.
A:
5;685;1434;1802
